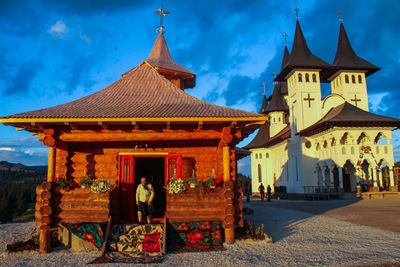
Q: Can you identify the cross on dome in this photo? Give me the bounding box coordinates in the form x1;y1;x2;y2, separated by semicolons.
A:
337;9;344;23
261;83;266;96
294;7;299;21
282;32;288;46
155;4;170;34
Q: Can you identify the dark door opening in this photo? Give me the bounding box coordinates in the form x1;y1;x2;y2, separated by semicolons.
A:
134;157;166;219
342;169;351;192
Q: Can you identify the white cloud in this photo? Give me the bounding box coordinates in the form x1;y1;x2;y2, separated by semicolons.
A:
48;20;66;37
79;33;91;43
368;92;389;113
0;147;15;152
24;149;35;155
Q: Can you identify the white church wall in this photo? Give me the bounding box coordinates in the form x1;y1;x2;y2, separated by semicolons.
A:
287;69;322;132
321;94;346;116
330;71;369;111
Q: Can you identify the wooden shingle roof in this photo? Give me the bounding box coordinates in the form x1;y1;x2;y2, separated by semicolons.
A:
0;62;264;121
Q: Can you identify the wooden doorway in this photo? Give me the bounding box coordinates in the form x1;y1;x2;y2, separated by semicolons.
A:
135;157;165;219
119;154;182;222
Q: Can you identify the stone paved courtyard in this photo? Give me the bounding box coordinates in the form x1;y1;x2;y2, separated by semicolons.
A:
1;199;400;266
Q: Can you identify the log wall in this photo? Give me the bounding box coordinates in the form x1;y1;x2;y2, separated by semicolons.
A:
166;188;226;224
50;128;242;227
52;188;110;225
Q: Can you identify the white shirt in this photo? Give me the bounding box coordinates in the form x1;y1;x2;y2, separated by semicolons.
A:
136;183;155;203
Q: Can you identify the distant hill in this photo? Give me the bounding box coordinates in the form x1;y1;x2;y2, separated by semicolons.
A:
0;161;47;172
0;161;47;223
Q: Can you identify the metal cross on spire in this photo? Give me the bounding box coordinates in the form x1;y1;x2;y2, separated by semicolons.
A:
272;73;278;85
337;9;343;23
155;4;170;34
282;32;288;46
261;83;266;96
294;7;299;21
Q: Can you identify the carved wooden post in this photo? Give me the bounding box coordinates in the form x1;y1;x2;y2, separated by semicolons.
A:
47;147;56;182
42;128;56;253
222;127;235;244
36;182;52;253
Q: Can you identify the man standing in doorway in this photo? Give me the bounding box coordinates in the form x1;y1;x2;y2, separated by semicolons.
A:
136;177;155;224
258;183;265;201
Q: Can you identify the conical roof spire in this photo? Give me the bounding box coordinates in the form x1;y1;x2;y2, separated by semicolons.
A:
264;84;289;113
275;19;329;81
331;22;380;76
281;44;290;70
146;32;196;89
260;95;269;114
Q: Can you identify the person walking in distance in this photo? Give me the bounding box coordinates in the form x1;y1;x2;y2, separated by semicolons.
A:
258;183;265;201
267;185;272;202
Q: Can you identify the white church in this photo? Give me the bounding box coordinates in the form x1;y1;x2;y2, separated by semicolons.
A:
245;17;400;195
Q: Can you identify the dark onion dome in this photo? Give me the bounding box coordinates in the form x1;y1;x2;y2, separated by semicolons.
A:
260;95;269;114
267;45;290;102
281;45;290;70
264;84;289;113
275;20;330;82
330;22;380;77
298;102;400;137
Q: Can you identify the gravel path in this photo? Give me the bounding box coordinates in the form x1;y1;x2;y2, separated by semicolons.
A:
1;203;400;267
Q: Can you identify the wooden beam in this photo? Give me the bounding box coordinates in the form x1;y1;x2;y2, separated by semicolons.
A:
47;147;55;182
197;121;203;130
166;121;171;130
131;121;139;130
58;131;222;142
98;121;108;130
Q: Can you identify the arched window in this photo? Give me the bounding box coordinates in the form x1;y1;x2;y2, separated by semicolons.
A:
358;75;362;84
305;73;310;82
258;164;262;182
259;153;262;159
298;73;302;82
351;75;356;84
345;75;349;83
313;73;317;83
255;154;258;159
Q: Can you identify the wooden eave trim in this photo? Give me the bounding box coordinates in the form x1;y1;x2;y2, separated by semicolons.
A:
119;152;169;156
0;116;268;124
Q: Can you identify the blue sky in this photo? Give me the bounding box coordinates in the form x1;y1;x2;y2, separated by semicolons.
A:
1;0;400;175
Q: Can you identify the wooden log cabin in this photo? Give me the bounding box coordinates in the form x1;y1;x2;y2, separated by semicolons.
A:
0;30;267;251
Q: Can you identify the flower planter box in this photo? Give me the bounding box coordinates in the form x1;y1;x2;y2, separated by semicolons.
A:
166;188;225;223
53;188;110;224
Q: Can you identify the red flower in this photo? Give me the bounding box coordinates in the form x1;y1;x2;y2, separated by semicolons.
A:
83;232;94;241
186;231;205;245
212;182;216;187
143;242;160;253
144;232;161;243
